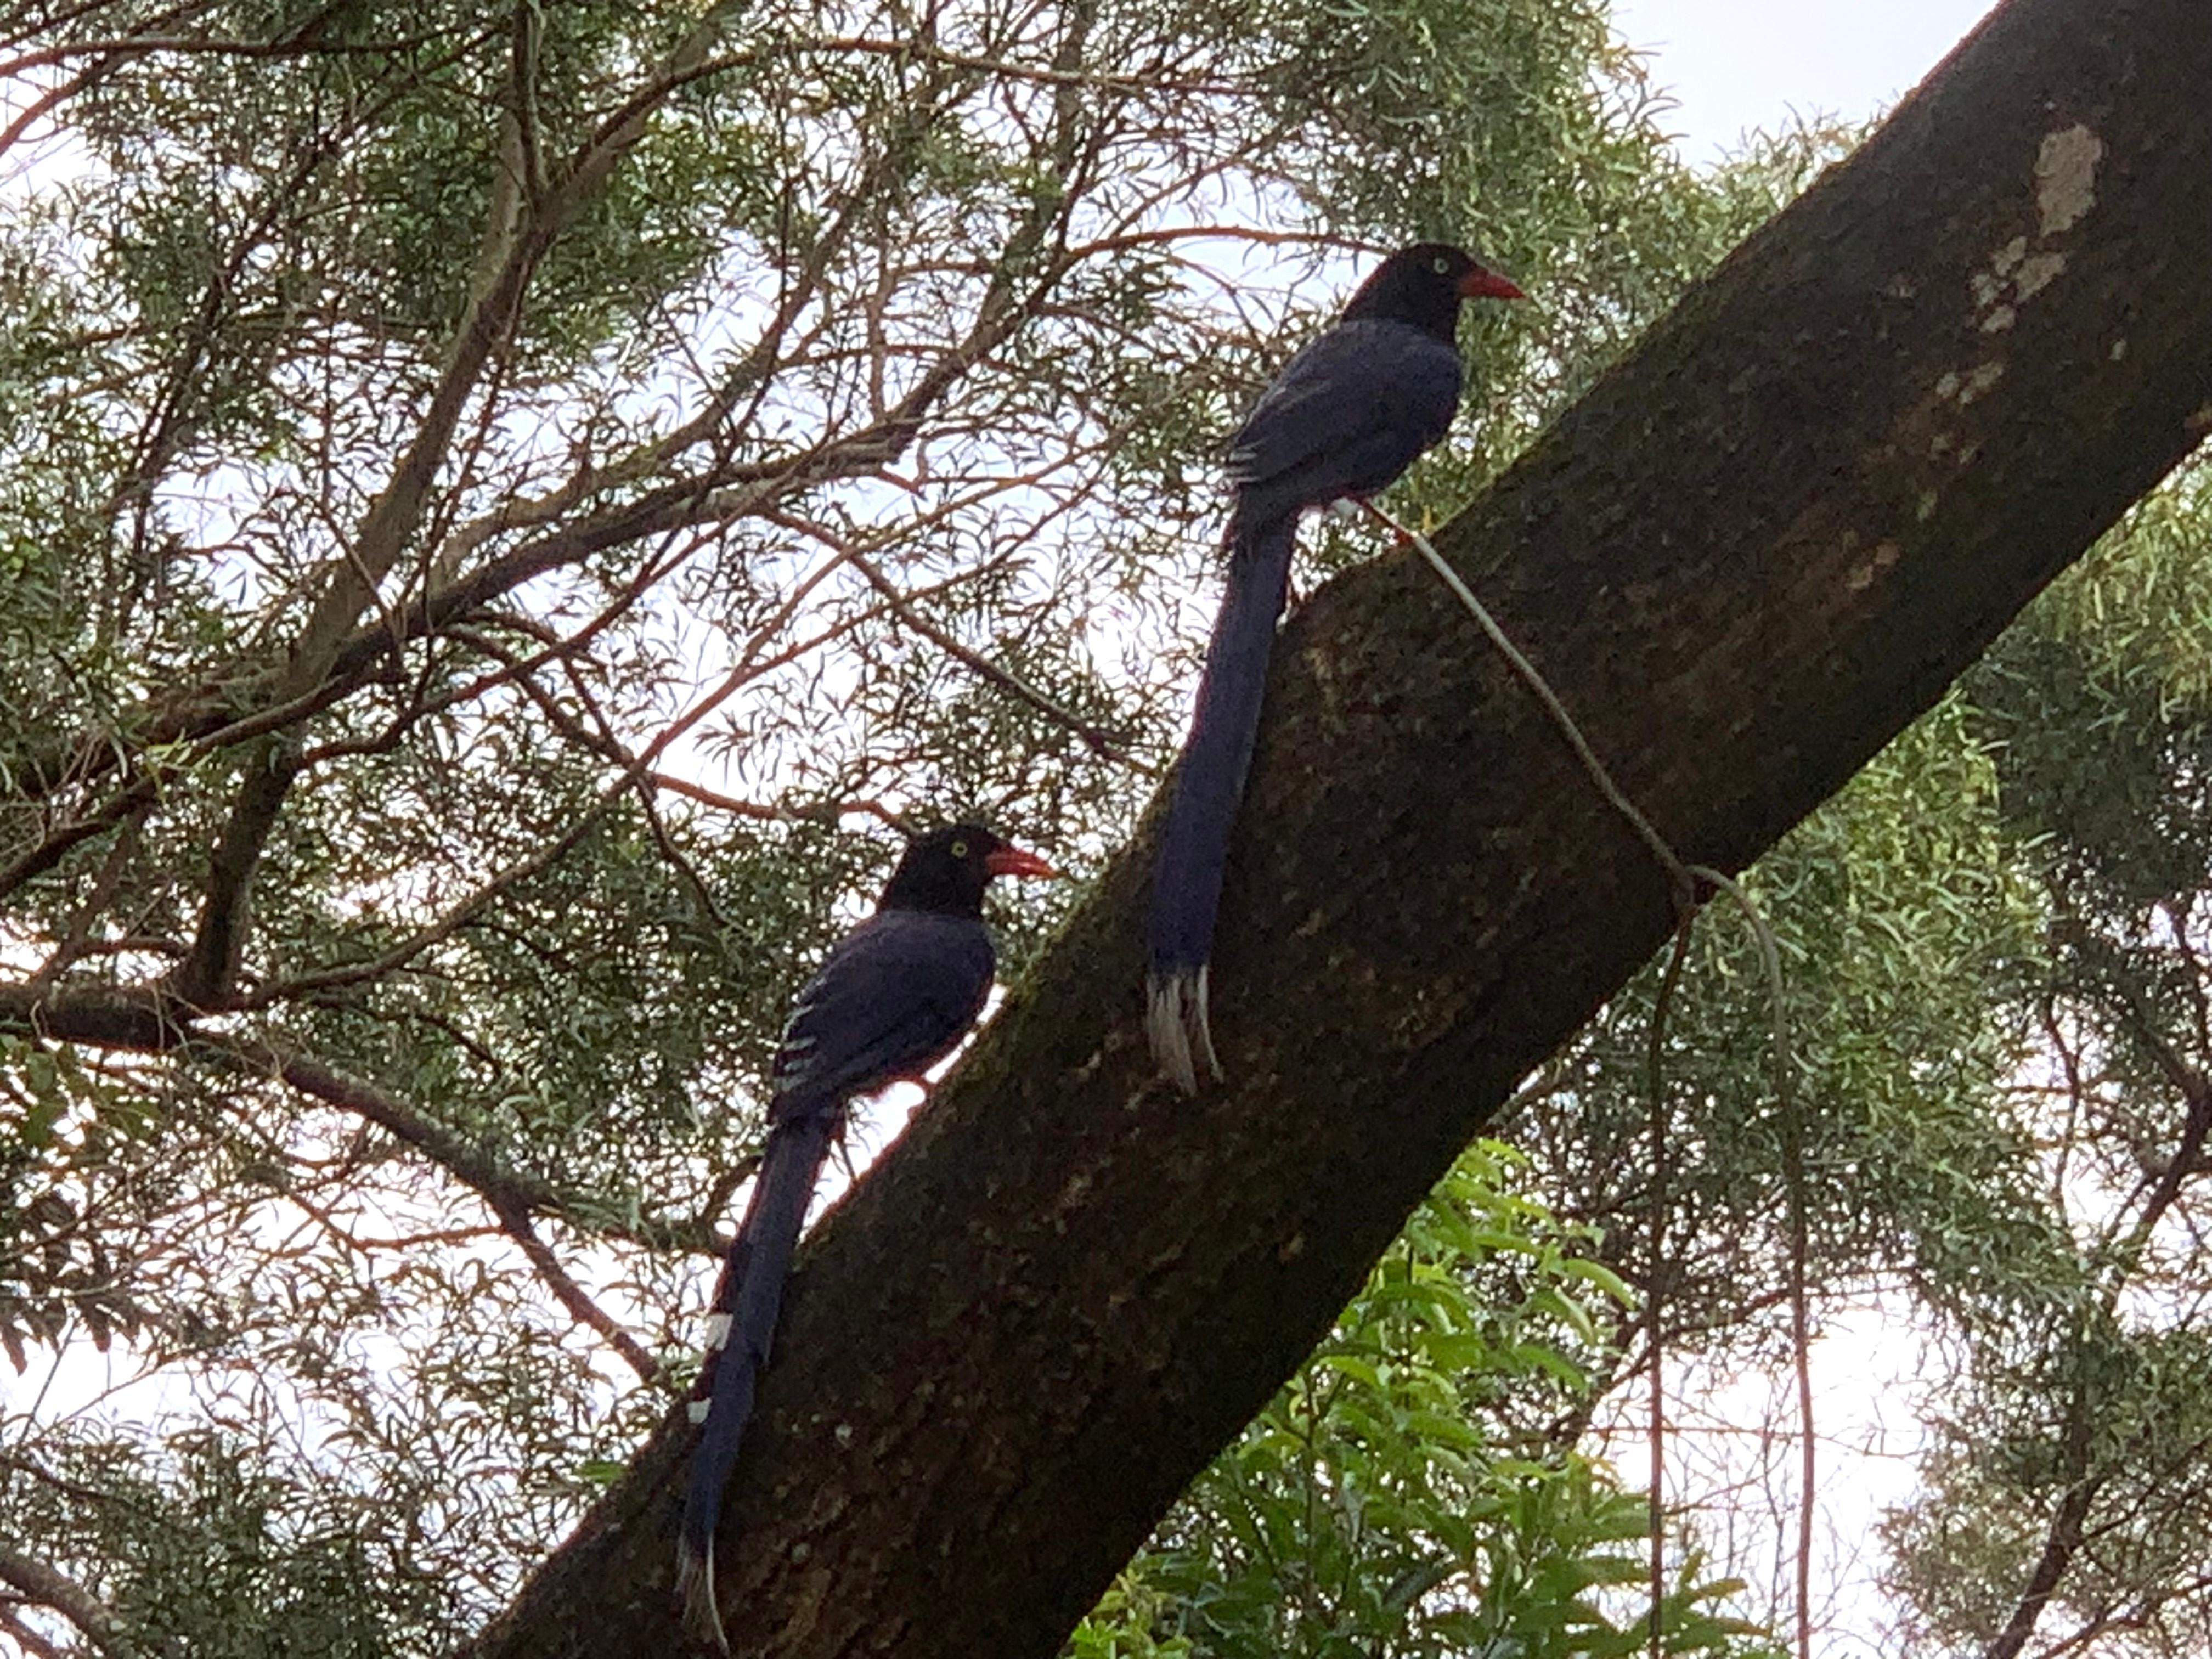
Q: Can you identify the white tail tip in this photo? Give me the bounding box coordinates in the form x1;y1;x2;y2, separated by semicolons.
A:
1146;966;1222;1096
677;1537;731;1654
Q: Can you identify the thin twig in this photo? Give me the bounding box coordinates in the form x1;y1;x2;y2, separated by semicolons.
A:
210;1031;715;1256
1359;501;1696;912
829;536;1143;768
0;1605;68;1659
646;774;908;831
483;1191;659;1383
1371;506;1812;1652
26;809;144;988
1697;866;1812;1659
1646;917;1692;1657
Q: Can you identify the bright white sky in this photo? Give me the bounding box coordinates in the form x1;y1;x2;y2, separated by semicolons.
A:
1611;0;1999;162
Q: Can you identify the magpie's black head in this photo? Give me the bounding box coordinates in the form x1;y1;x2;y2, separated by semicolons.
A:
1340;242;1525;342
879;822;1058;916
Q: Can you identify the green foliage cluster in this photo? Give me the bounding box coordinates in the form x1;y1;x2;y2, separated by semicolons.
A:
11;1426;448;1656
1852;461;2212;1657
1075;1145;1776;1659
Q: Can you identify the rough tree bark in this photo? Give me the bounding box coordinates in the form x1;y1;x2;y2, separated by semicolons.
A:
463;0;2212;1653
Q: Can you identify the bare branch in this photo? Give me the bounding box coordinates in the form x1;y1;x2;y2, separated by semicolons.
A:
205;1035;714;1257
25;809;145;988
166;742;301;1010
0;980;711;1256
644;774;908;832
484;1192;659;1384
0;777;154;909
0;1547;137;1659
0;53;119;165
820;527;1142;768
0;1606;69;1659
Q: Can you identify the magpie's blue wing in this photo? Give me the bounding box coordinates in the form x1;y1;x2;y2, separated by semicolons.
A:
768;910;996;1119
1224;319;1463;520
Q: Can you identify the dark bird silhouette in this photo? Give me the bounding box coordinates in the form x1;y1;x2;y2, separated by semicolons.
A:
1146;243;1525;1093
677;822;1056;1648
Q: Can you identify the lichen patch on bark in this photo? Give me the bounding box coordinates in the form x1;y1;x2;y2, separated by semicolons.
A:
2035;123;2104;236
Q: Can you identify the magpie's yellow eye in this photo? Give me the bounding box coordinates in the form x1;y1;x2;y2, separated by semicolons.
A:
950;839;969;859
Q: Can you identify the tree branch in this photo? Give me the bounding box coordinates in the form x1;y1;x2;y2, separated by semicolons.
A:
644;774;907;831
200;1035;712;1258
0;1548;136;1659
780;514;1143;767
483;1192;660;1385
0;981;712;1257
166;740;300;1009
277;0;752;698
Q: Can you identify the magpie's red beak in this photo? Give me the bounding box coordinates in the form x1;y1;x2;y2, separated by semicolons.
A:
1458;266;1526;302
985;844;1058;880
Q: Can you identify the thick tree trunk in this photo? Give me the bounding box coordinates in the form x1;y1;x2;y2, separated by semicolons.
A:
464;1;2212;1653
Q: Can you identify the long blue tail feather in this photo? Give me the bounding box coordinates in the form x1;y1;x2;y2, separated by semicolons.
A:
676;1108;836;1650
1146;515;1297;1092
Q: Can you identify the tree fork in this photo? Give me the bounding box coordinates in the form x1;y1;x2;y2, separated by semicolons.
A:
466;0;2212;1652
